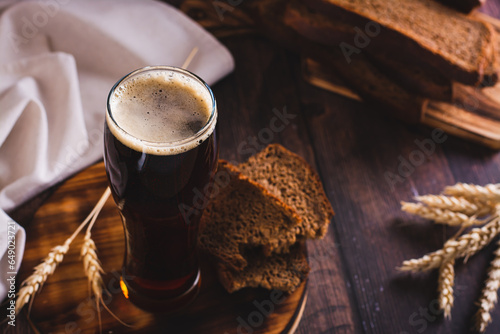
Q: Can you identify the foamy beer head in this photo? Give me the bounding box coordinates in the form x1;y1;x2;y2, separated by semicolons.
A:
106;66;216;155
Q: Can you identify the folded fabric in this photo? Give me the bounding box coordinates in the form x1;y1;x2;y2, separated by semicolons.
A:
0;0;234;301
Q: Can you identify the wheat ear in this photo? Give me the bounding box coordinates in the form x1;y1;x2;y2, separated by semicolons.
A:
401;202;471;226
15;188;111;315
414;195;491;217
81;188;130;329
81;189;109;333
399;217;500;272
16;243;69;314
81;234;104;334
81;188;110;300
475;240;500;333
444;183;500;203
438;258;455;319
82;236;104;299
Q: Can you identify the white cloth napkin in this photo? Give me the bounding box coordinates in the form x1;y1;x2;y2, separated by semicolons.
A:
0;0;234;300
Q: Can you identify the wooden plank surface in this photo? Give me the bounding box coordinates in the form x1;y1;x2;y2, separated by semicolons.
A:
4;1;500;333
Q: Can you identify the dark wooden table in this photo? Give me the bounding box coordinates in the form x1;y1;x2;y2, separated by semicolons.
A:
6;1;500;333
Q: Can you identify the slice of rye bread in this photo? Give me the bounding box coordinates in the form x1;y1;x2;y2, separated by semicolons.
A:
304;0;498;86
198;160;302;272
284;1;453;101
217;243;310;293
437;0;486;14
238;144;334;239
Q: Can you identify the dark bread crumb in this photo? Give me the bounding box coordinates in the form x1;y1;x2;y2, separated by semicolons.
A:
217;243;310;293
198;160;302;272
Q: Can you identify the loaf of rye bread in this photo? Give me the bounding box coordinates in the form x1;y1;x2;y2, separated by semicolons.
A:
284;1;453;101
198;160;302;272
285;1;500;112
437;0;486;14
246;0;430;123
217;243;310;293
302;0;497;86
305;10;500;119
238;144;334;239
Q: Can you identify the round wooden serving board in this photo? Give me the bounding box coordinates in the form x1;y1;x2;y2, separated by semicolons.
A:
18;162;307;334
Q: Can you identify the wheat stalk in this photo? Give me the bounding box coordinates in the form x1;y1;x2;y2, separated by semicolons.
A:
81;188;110;301
16;243;69;314
401;202;471;226
475;240;500;333
438;258;455;319
414;195;491;216
16;188;111;315
399;217;500;272
182;47;198;69
80;189;130;330
400;182;500;329
81;234;104;334
444;183;500;203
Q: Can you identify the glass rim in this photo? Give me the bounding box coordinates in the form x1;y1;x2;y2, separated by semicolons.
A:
106;65;217;149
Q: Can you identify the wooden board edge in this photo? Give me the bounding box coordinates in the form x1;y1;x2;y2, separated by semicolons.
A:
285;292;308;334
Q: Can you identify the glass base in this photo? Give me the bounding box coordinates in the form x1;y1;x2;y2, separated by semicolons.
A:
120;269;201;313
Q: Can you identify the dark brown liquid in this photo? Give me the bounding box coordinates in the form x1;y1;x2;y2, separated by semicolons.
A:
104;123;217;311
